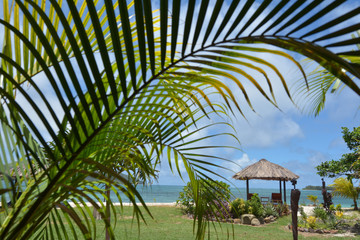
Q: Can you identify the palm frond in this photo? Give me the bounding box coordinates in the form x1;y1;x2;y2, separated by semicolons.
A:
1;0;360;239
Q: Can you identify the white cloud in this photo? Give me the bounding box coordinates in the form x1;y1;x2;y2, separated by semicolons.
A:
231;153;257;171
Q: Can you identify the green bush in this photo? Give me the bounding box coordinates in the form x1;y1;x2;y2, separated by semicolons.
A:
335;204;342;212
231;194;265;218
299;207;307;222
263;203;279;218
176;179;231;215
230;198;247;218
313;205;328;223
248;194;264;218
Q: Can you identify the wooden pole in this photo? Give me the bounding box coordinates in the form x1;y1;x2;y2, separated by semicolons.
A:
283;180;286;203
246;178;249;200
279;179;282;202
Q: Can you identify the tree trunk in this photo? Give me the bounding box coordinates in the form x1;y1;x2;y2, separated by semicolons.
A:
353;198;358;210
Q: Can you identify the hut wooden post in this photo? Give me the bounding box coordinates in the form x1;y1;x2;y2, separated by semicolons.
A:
283;180;286;203
279;180;282;202
246;178;249;200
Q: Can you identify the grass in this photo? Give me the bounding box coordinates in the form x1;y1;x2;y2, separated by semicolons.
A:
2;205;360;239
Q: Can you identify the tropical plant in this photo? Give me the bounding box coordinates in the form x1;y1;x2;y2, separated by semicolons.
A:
1;0;360;239
306;216;317;229
294;30;360;116
330;177;360;210
176;179;231;216
317;127;360;178
230;198;247;218
307;195;319;206
263;203;279;218
247;193;264;218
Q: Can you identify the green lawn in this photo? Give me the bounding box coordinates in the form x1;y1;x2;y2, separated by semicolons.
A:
73;206;360;239
2;205;359;239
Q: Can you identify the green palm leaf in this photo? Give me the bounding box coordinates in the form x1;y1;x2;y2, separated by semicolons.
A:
1;1;360;239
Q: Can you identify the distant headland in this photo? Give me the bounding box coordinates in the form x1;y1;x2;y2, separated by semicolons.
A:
302;185;334;191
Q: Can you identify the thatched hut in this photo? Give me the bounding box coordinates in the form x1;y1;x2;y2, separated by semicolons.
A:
232;159;299;203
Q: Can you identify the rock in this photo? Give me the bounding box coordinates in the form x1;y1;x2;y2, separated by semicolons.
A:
309;228;315;233
323;230;330;234
329;230;338;234
227;218;234;223
287;224;292;230
241;214;255;225
350;223;360;233
258;217;264;224
315;229;323;234
298;227;304;232
233;218;241;224
264;217;271;223
251;218;261;226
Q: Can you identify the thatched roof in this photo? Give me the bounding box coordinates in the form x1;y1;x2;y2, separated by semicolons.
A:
232;159;299;181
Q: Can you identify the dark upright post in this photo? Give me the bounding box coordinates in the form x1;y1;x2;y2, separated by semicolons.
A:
291;179;300;240
279;180;282;202
283;180;286;203
246;178;249;200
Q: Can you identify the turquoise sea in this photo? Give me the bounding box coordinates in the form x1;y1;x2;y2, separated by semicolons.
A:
108;185;356;208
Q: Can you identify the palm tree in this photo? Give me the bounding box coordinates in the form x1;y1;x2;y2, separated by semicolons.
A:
330;177;360;210
1;1;360;239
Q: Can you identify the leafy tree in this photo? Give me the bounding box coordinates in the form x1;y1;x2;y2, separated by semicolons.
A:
177;179;231;216
0;1;360;239
329;177;360;210
316;127;360;178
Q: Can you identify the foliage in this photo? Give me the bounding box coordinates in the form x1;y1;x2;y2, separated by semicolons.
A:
276;203;289;216
302;185;334;191
206;201;232;220
263;204;279;218
330;177;360;210
307;195;319;206
335;211;344;219
299;207;308;222
306;216;317;229
230;198;247;218
313;205;328;223
177;180;231;216
247;194;265;218
335;204;343;212
293;30;360;117
316;127;360;178
1;0;360;239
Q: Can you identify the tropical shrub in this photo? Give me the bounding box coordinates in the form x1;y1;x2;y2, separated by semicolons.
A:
306;216;317;229
263;203;279;218
307;195;319;206
247;194;264;218
313;205;328;223
335;204;343;212
207;201;233;220
330;177;360;210
230;198;247;218
177;179;231;215
299;207;308;222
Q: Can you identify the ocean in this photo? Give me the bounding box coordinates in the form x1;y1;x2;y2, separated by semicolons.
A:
108;185;356;208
